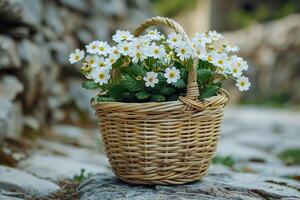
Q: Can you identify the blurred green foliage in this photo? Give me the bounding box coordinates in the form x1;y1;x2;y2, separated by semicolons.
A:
151;0;196;17
213;156;235;167
278;149;300;165
228;0;300;29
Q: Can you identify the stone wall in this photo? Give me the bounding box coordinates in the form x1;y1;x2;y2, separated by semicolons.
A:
0;0;152;141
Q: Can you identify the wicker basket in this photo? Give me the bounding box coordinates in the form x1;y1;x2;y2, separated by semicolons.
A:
93;17;229;185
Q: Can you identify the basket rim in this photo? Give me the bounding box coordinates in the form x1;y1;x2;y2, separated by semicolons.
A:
92;88;229;108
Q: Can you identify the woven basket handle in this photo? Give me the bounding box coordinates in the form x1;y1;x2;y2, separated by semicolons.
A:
133;16;199;100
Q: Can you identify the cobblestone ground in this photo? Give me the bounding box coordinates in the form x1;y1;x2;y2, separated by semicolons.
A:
0;106;299;199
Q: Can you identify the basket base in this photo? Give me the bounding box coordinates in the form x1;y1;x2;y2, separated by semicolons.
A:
113;168;210;185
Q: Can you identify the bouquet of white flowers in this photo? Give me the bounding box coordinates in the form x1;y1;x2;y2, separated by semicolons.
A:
69;24;250;103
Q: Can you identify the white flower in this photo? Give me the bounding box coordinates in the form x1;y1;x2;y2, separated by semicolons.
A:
86;41;100;54
164;67;180;84
208;30;223;42
118;41;132;56
167;32;183;48
224;44;239;53
191;32;211;46
130;49;147;63
69;49;84;64
145;29;161;41
131;38;144;50
231;55;249;71
85;55;97;66
175;42;192;61
230;65;243;78
92;56;107;68
143;71;159;87
109;46;121;59
236;76;251;91
112;30;134;43
211;51;229;68
147;44;166;60
96;41;110;56
91;67;111;85
105;56;117;67
192;44;207;60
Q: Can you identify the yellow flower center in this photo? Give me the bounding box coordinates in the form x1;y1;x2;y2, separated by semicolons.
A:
240;81;245;86
75;55;80;60
218;60;223;65
172;38;177;42
99;62;105;67
180;48;186;54
124;46;129;51
121;35;128;39
169;72;175;78
99;47;105;51
92;45;96;49
113;50;118;54
233;68;238;73
99;73;105;79
237;62;241;67
153;49;159;54
207;56;212;62
148;77;153;82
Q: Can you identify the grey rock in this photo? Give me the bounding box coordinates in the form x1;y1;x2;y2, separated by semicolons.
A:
68;79;96;119
0;99;23;141
37;140;108;166
0;0;22;20
58;0;87;12
77;172;300;200
18;153;109;181
50;124;100;148
0;165;59;198
20;0;42;26
0;194;24;200
0;190;27;200
0;36;21;70
100;0;127;17
0;75;24;101
217;140;281;164
44;1;65;37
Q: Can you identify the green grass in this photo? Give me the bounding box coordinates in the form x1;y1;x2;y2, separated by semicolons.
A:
278;149;300;165
212;156;235;167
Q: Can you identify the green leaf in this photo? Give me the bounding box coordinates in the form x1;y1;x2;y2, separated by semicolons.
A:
130;64;146;77
197;69;213;86
82;81;99;90
151;94;166;102
109;84;127;101
200;84;221;99
121;74;144;92
135;91;150;100
172;79;186;88
160;87;176;95
97;96;116;102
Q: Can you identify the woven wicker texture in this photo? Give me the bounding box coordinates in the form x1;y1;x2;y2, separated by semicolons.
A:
93;17;229;185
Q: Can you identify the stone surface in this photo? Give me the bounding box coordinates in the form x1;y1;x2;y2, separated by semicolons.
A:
49;124;100;148
0;36;21;69
0;165;59;198
37;140;108;166
78;172;300;200
0;75;24;101
0;99;23;141
18;153;109;181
